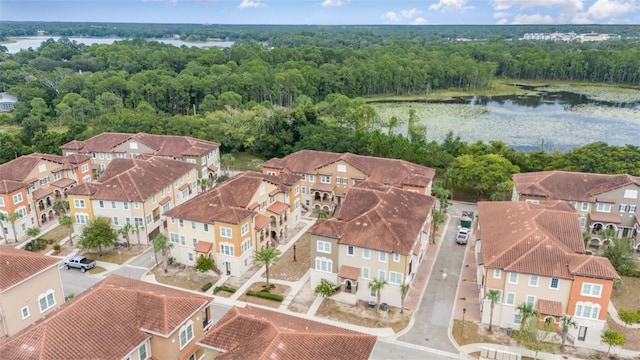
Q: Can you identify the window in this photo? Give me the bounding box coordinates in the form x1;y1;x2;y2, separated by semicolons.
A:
378;270;386;281
362;267;370;279
508;272;518;284
191;221;196;230
138;344;147;360
393;253;400;262
220;243;234;256
526;295;535;307
146;214;152;224
300;174;306;181
179;219;184;228
579;217;587;227
241;239;251;254
182;189;189;198
179;321;194;349
550;278;560;289
125;217;131;225
302;186;307;195
21;306;30;319
134;202;140;209
362;248;370;259
309;175;315;183
514;313;522;325
505;292;515;305
337;164;347;172
53;172;61;181
180;236;186;245
241;223;249;236
219;227;232;238
192;238;197;247
112;217;119;226
342;177;347;185
269;196;275;204
123;202;129;210
389;272;402;285
294;186;299;195
0;198;4;206
98;153;104;159
620;204;627;213
529;275;539;287
575;302;601;319
134;217;143;227
38;290;56;313
75;214;89;224
581;202;589;211
38;164;46;173
624;189;638;199
336;177;342;184
315;257;332;273
13;193;23;204
347;246;354;256
581;283;602;297
595;203;611;212
98;200;104;208
317;240;331;253
629;205;637;213
203;223;209;232
379;252;387;263
106;153;112;160
162;203;170;213
152;195;156;203
320;175;331;184
170;233;179;244
111;201;116;209
569;201;577;208
493;269;502;279
82;175;91;183
188;253;193;262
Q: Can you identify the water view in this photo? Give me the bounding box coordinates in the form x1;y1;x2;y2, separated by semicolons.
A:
2;36;234;54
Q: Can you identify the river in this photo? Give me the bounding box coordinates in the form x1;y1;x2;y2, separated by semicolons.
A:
2;36;234;54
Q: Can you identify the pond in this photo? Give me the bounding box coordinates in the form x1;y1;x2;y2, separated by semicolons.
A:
372;85;640;151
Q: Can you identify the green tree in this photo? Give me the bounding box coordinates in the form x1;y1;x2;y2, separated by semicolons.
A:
314;209;328;219
400;283;410;314
368;278;387;312
195;255;214;273
449;154;519;200
153;234;173;272
118;223;133;248
559;315;577;349
4;212;22;243
618;309;640;330
77;217;117;256
197;177;213;193
486;289;501;332
58;215;74;247
431;183;451;213
26;227;41;239
314;279;337;297
516;302;540;328
603;236;637;276
255;245;282;288
52;200;69;214
601;329;625;356
132;223;145;245
220;153;235;175
515;316;557;360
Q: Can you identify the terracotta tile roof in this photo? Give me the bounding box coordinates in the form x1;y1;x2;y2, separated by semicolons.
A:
262;150;434;190
0;180;27;194
310;183;335;192
254;214;270;230
207;165;218;172
31;188;54;200
0;247;61;292
0;153;89;183
589;211;621;224
309;181;434;254
0;275;212;359
198;306;376;360
267;201;289;215
539;299;563;317
66;182;100;196
60;139;83;150
51;178;76;188
338;265;361;280
478;201;620;281
571;256;620;280
90;156;195;202
166;172;293;225
194;241;213;253
513;171;640;201
159;196;171;205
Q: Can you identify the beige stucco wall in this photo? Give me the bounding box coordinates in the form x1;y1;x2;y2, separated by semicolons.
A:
149;310;206;360
309;234;339;288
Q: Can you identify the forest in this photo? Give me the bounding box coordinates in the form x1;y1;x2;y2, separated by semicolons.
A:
2;26;640;199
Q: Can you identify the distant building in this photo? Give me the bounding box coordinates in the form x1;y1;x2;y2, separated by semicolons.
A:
522;32;620;42
0;93;17;112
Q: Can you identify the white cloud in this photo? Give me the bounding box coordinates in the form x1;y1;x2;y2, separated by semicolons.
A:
491;0;583;13
401;8;421;18
497;18;509;24
322;0;346;7
586;0;637;19
384;11;401;22
511;13;554;23
413;17;428;24
493;11;509;18
429;0;473;11
238;0;265;8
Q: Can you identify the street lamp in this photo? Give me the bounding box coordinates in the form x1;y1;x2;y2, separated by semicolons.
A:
461;308;467;337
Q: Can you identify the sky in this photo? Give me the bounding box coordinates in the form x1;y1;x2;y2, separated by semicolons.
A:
1;0;639;25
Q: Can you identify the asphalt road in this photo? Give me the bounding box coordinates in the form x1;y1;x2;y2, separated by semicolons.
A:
59;266;102;298
372;339;459;360
398;201;477;354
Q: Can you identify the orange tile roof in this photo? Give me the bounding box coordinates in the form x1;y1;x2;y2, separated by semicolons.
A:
31;188;54;200
159;196;171;205
310;183;335;192
0;247;61;292
0;180;27;194
539;299;563;316
0;275;212;359
254;214;270;230
267;201;289;215
194;241;213;253
198;306;376;360
338;265;361;280
51;178;76;188
589;211;621;224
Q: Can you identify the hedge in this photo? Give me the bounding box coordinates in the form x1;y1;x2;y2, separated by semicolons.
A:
213;285;236;294
246;290;283;302
201;282;213;292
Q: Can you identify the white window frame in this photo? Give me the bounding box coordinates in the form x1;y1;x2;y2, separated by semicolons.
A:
629;205;637;213
220;226;232;239
320;175;331;184
241;238;251;254
581;202;589;211
179;320;195;349
526;295;536;307
220;243;234;256
393;253;400;262
378;270;386;281
241;223;249;236
74;199;86;208
493;269;502;279
0;198;4;207
505;292;516;305
315;257;333;273
379;251;387;263
13;193;23;204
362;267;370;279
81;164;89;173
317;240;331;254
595;202;611;212
529;275;539;287
550;278;560;290
580;283;602;298
362;248;370;259
21;306;30;319
389;271;402;285
508;272;518;284
575;301;601;320
347;245;354;256
38;290;56;313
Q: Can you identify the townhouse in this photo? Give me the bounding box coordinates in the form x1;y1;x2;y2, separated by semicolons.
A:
308;181;435;309
61;132;220;180
476;201;620;345
198;305;377;359
512;171;640;249
0;275;213;360
0;247;63;337
165;171;302;276
0;153;92;241
66;155;198;244
262;150;435;215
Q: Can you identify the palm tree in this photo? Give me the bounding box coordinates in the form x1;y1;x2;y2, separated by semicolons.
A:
559;315;577;349
26;227;40;240
431;209;444;244
153;234;173;272
197;177;213;193
400;283;410;314
220;153;235;175
486;290;501;332
6;212;22;243
59;215;74;247
582;231;592;250
52;200;69;214
516;302;540;328
0;213;7;244
369;278;387;312
118;223;133;248
314;209;328;219
132;223;144;245
254;245;282;288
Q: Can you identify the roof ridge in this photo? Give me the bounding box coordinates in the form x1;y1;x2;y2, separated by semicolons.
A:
503;236;548;271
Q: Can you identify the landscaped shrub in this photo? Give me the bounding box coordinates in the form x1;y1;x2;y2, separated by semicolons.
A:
201;282;213;292
245;290;283;302
213;285;236;294
53;244;61;253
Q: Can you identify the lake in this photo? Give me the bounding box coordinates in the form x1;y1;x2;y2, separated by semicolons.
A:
372;86;640;151
2;36;234;54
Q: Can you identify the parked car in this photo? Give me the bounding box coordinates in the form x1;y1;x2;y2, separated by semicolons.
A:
64;256;96;272
456;228;470;245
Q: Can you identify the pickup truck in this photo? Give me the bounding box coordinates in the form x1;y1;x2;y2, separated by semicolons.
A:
64;256;96;272
455;228;470;245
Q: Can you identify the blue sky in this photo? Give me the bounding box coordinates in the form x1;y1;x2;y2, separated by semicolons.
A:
2;0;639;25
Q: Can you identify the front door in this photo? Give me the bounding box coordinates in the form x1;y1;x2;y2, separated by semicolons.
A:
578;326;587;341
225;262;231;275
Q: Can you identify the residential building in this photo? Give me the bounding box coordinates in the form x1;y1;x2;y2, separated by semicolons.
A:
308;181;435;308
262;150;434;215
0;247;63;337
0;93;17;112
0;275;213;360
198;305;376;359
165;171;302;276
60;132;220;179
0;153;92;239
512;171;640;249
66;155;198;244
476;201;620;346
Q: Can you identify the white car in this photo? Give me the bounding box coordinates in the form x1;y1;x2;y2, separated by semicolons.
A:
456;228;470;245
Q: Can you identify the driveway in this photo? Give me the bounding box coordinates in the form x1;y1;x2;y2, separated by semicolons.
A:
398;201;477;354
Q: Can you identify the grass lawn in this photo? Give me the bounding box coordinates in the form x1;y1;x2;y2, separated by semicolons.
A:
80;245;146;265
269;232;310;281
88;266;107;275
225;152;265;172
